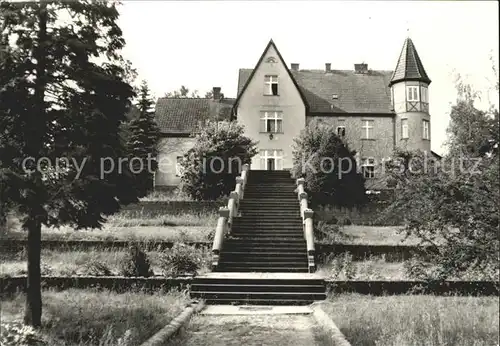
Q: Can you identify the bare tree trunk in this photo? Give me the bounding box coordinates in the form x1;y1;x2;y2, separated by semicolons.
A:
23;217;42;327
23;2;48;328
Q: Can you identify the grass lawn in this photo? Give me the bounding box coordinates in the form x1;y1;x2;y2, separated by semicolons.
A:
0;247;212;277
0;288;189;346
319;294;499;346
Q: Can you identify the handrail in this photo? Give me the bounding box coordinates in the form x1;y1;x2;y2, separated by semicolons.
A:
296;178;316;273
211;163;250;270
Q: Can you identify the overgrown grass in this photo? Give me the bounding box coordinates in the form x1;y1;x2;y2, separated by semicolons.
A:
319;294;499;346
316;253;497;281
0;288;190;346
315;223;445;245
2;224;212;243
316;254;407;280
0;247;212;277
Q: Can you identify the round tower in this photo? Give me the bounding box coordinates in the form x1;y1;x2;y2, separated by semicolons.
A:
389;37;431;152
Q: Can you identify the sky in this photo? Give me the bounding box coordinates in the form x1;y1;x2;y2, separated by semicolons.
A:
117;1;499;155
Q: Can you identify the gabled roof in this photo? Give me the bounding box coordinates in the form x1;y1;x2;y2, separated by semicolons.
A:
237;68;394;114
155;97;235;134
389;37;431;87
233;39;309;114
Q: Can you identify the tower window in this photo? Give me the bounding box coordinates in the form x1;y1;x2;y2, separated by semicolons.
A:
407;86;419;101
423;120;430;140
362;158;375;179
361;120;374;139
401;119;409;139
421;86;428;103
175;156;184;177
337;126;346;137
260;111;283;133
264;75;279;96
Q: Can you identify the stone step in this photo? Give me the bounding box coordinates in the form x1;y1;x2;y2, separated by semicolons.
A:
223;247;307;253
200;299;315;306
214;266;309;273
191;283;324;293
224;240;306;248
190;291;324;301
233;220;302;229
232;228;303;233
218;260;307;267
237;214;303;219
221;252;307;259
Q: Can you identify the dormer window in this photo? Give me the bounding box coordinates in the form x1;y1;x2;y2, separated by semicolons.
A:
407;86;419;101
337;126;346;137
264;75;279;96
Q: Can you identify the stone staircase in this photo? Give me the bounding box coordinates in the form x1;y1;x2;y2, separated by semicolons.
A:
190;170;326;305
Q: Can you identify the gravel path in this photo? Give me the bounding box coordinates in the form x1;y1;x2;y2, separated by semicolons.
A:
169;314;330;346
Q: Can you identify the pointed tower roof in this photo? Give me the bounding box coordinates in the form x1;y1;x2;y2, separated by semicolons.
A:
389;37;431;87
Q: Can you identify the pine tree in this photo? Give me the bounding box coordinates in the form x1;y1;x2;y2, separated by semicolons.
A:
127;80;160;197
0;1;139;326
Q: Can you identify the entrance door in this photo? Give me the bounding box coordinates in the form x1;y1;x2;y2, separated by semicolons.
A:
260;149;283;170
267;158;275;171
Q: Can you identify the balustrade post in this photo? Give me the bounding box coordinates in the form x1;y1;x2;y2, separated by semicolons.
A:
299;192;308;221
303;208;316;273
296;178;305;199
228;191;239;229
241;164;250;198
235;177;243;199
212;207;229;270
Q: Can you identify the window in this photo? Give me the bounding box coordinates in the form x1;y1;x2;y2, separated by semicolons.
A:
264;75;279;96
362;158;375;179
175;156;184;177
337;126;346;137
423;120;430;140
361;120;374;139
421;86;428;103
407;86;419;101
401;119;409;139
260;111;283;133
259;149;284;170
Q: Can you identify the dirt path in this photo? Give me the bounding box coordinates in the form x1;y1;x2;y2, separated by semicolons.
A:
168;314;330;346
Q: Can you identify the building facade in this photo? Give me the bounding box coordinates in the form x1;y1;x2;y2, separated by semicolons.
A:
155;37;435;189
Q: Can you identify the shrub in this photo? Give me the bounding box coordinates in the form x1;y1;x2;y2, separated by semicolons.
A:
81;260;113;276
180;121;257;201
291;119;367;208
120;245;154;277
158;243;203;277
0;322;46;346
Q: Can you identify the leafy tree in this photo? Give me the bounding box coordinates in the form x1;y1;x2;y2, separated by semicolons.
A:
0;1;139;326
180;121;257;200
126;80;160;197
291;120;367;207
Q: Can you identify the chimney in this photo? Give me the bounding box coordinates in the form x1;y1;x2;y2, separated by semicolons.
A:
354;63;368;74
291;63;299;71
212;87;221;100
325;63;331;72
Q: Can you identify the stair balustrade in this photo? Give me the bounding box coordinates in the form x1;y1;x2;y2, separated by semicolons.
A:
211;164;250;270
295;178;316;273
